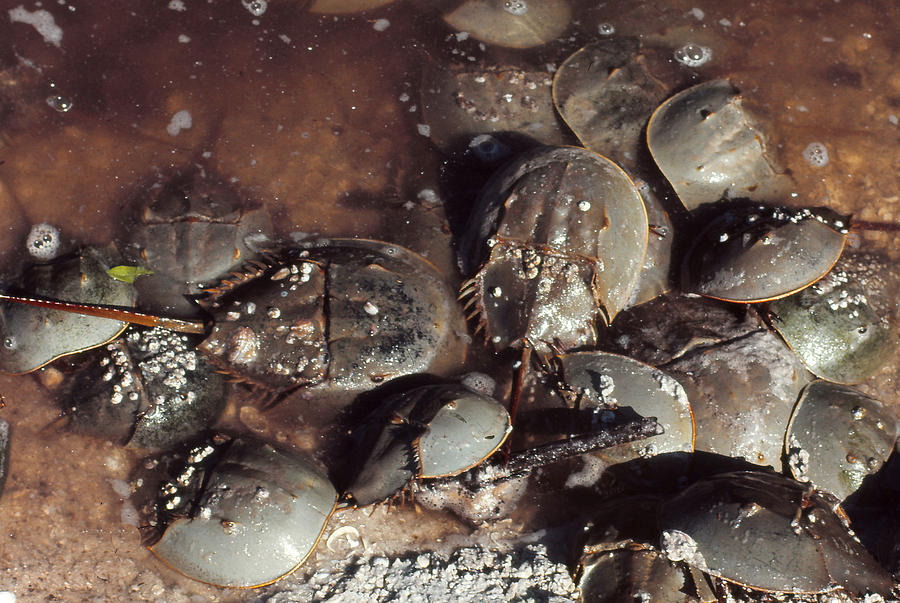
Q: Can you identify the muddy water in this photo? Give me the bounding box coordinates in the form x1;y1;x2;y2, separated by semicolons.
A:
0;0;899;600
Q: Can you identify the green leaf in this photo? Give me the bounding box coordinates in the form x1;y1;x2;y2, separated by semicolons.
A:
107;265;153;284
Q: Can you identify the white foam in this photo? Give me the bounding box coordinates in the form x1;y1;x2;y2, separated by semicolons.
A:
166;110;192;136
9;6;62;47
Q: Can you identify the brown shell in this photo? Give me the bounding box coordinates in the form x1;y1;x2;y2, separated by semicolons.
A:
459;146;648;352
197;239;467;394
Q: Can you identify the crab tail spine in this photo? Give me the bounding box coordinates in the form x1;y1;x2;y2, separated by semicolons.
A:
0;293;207;334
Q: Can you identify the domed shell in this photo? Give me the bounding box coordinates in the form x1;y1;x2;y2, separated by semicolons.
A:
150;438;337;588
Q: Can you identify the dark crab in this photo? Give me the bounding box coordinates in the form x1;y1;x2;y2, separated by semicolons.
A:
65;326;227;450
570;471;896;601
342;383;512;506
681;201;849;303
458;145;648;417
125;166;272;318
657;471;895;598
0;238;467;399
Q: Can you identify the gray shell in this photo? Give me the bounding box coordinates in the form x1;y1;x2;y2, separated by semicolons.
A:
0;246;135;374
665;329;811;468
629;182;674;307
658;471;895;596
647;79;792;210
130;168;272;318
150;438;337;588
442;0;572;50
460;146;648;351
345;384;511;506
556;351;694;465
552;38;670;169
681;204;847;303
785;380;899;501
573;495;716;602
67;327;227;450
769;253;893;384
198;239;467;394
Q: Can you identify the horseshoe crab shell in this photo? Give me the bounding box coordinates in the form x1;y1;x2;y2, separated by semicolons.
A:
0;246;135;374
149;437;337;588
443;0;572;50
681;203;847;303
658;471;895;597
554;351;695;465
647;79;792;210
197;238;467;394
459;146;648;351
344;384;511;506
785;380;898;501
768;252;894;384
552;38;670;169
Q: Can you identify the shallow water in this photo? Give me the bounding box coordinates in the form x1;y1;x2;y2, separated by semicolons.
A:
1;0;899;600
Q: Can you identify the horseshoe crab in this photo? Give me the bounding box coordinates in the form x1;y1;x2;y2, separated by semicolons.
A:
550;351;694;467
126;167;272;318
0;246;136;374
459;148;648;338
681;201;848;303
647;79;793;210
785;380;898;502
658;471;895;598
442;0;572;50
767;251;896;384
572;495;715;602
146;435;337;588
343;383;512;506
66;326;227;450
0;239;467;398
420;63;569;156
552;37;673;170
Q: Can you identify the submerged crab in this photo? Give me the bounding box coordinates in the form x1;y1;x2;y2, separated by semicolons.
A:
0;238;467;399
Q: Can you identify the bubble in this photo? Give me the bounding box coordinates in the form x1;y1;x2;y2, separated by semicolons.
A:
597;23;615;35
2;337;17;351
577;200;591;211
25;222;61;260
468;134;511;163
674;44;712;67
802;142;829;167
503;0;528;15
417;188;440;207
46;95;73;113
166;109;192;136
241;0;267;16
461;372;496;396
